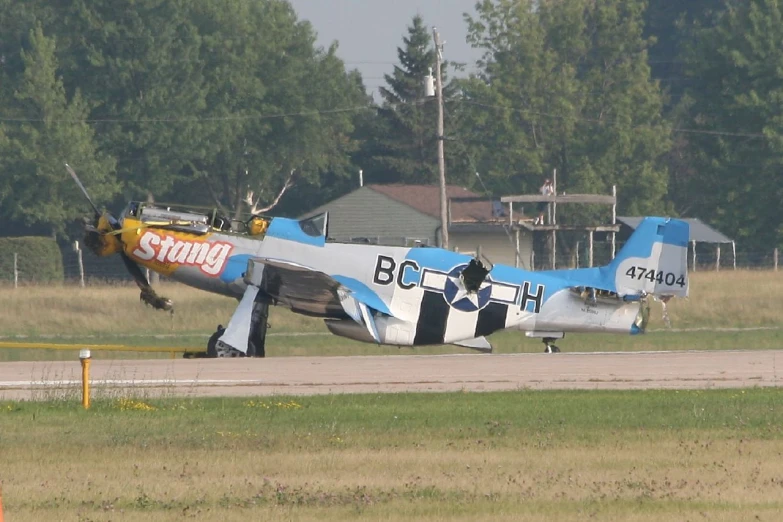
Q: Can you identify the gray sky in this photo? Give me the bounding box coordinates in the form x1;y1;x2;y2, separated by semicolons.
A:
288;0;482;97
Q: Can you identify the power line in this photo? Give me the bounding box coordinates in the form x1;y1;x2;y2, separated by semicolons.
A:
0;98;769;140
454;100;769;139
0;105;374;123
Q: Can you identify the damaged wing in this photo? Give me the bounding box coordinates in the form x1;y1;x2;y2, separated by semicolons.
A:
219;258;394;353
250;258;345;317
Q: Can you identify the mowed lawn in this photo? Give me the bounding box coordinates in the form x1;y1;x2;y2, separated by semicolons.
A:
0;270;782;360
1;389;782;521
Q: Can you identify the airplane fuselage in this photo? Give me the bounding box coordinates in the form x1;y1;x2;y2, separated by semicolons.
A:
118;215;646;346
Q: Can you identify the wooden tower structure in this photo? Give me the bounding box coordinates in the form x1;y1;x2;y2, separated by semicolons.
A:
500;172;619;269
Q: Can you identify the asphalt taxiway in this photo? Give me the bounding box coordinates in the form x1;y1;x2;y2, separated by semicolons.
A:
1;349;781;400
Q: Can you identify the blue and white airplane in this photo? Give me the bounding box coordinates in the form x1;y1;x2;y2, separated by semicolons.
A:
74;163;688;356
217;212;688;355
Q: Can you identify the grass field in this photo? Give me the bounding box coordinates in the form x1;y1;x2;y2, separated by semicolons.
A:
1;389;782;521
1;273;781;521
0;270;781;360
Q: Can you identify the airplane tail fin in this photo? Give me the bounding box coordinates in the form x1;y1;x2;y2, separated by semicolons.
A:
606;217;689;298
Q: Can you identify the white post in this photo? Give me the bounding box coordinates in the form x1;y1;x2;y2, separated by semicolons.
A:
78;249;85;287
73;241;85;287
514;229;520;268
691;240;697;272
575;241;580;268
716;245;720;272
551;168;557;226
611;185;617;258
13;252;18;289
775;248;779;272
530;250;535;271
588;230;594;267
433;28;448;250
359;169;363;187
732;241;737;270
552;229;557;269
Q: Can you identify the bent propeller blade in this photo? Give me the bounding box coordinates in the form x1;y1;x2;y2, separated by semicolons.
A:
65;162;101;217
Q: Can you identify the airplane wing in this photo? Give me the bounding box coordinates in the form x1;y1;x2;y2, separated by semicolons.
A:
218;258;393;353
252;258;345;316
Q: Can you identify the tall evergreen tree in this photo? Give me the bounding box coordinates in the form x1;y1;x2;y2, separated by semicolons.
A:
1;25;116;237
360;15;471;186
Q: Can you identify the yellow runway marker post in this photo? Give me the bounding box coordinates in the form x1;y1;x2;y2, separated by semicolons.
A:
80;349;91;409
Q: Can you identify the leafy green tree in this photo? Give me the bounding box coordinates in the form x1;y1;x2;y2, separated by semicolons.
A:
0;125;10;213
460;0;671;216
1;25;116;236
50;0;208;200
179;0;367;217
679;0;783;250
643;0;723;99
0;0;367;223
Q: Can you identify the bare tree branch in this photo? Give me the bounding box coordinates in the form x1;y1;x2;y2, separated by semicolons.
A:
244;168;297;215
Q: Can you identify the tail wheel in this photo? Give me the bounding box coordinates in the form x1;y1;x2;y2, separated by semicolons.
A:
542;337;561;354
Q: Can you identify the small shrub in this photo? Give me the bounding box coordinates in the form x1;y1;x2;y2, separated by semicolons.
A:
0;236;64;283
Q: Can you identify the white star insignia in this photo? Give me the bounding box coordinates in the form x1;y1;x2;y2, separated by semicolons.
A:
448;275;491;308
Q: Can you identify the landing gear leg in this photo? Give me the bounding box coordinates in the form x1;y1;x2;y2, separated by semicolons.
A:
206;325;224;358
246;294;270;358
543;337;561;354
197;289;271;359
184;324;225;358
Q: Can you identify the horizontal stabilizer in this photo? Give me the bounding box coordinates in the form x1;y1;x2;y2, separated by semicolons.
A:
453;336;493;353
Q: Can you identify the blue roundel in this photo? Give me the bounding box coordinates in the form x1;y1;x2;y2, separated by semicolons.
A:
442;264;493;312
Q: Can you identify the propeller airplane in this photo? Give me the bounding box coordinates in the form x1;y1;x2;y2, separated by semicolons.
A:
68;164;689;357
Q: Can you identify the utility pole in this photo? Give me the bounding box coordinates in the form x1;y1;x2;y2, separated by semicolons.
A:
432;27;448;249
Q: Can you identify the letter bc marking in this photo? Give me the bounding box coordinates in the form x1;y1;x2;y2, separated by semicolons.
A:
373;255;421;289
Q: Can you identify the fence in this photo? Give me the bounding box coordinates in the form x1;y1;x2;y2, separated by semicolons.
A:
2;247;782;287
530;249;782;272
1;249;136;286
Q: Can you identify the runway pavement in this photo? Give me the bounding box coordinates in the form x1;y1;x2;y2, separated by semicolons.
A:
1;349;782;400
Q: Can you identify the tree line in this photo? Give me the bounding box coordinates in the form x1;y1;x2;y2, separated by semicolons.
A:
0;0;780;252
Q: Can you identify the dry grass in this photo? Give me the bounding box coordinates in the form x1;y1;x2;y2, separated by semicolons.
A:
0;282;321;336
0;270;781;361
1;270;781;336
5;443;783;521
2;389;782;521
662;270;783;327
